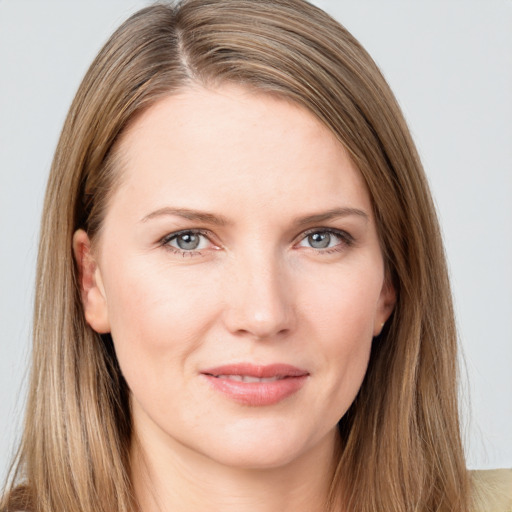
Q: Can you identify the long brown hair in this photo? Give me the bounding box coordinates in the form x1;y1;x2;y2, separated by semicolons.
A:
2;1;469;511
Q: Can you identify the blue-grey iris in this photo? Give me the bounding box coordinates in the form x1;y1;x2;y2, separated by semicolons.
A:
308;232;331;249
177;233;201;250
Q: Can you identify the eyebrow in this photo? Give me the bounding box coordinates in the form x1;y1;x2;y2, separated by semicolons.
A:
140;206;368;226
294;207;369;226
140;207;229;226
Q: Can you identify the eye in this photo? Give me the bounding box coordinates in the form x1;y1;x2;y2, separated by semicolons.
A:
297;229;352;251
162;230;212;253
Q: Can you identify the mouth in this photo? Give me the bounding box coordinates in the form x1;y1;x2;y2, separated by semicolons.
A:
200;363;309;406
211;375;284;383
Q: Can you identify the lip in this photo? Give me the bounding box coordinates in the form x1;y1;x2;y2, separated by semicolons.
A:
200;363;309;406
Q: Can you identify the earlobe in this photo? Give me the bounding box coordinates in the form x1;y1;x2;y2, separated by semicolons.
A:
73;229;110;334
374;278;396;337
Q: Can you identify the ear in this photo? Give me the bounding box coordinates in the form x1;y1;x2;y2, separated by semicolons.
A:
373;276;396;337
73;229;110;333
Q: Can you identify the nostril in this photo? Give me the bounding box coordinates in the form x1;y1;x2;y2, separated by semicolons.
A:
221;260;296;339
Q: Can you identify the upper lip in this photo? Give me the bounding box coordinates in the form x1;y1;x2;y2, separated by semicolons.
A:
201;363;309;379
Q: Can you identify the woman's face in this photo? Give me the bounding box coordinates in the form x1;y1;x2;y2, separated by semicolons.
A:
76;84;395;470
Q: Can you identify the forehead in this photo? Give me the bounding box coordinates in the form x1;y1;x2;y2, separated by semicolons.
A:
109;84;372;222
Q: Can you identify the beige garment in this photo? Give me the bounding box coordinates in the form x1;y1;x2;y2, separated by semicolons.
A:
471;469;512;512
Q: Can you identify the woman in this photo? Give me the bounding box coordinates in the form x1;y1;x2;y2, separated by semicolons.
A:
1;1;509;511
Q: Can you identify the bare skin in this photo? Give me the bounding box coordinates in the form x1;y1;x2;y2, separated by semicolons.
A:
74;84;395;511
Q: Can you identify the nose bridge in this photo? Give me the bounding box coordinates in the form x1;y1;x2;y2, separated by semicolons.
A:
223;245;294;339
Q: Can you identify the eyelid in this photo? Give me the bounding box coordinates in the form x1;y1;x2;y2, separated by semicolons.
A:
301;226;353;239
160;228;218;254
295;227;355;250
158;227;354;256
161;228;210;242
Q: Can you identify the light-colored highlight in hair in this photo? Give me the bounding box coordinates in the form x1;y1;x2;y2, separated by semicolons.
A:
2;1;470;511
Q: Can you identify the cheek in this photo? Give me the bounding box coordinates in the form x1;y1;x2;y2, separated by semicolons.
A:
300;265;382;413
101;257;220;389
302;262;383;346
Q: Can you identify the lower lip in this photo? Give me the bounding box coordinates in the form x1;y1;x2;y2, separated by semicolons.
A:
202;375;308;406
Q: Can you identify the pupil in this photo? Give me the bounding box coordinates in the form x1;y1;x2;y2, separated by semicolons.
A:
309;232;330;249
177;233;200;250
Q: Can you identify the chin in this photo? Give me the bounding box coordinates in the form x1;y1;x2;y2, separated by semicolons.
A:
215;444;301;470
191;421;334;471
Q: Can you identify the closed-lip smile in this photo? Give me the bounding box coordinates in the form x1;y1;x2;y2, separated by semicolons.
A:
200;363;309;406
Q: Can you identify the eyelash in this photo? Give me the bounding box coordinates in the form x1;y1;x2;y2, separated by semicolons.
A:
298;228;354;254
159;227;354;257
160;229;213;257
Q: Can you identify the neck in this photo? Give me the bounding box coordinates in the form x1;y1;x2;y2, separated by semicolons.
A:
130;422;341;512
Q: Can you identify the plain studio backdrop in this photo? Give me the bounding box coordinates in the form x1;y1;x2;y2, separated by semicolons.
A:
0;1;511;479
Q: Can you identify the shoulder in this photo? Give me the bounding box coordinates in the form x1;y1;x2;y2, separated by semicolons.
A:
470;468;512;512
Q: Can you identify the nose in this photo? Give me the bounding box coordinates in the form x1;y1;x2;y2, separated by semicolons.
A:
222;251;296;340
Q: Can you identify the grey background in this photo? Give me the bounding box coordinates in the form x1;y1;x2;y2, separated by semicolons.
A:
1;1;511;479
